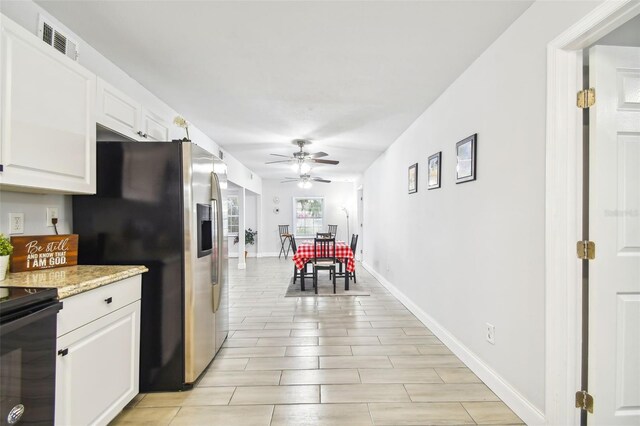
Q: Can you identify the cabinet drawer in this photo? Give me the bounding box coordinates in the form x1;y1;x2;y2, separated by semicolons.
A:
58;276;141;337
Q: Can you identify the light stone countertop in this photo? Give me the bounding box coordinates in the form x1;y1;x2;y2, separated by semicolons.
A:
1;265;148;299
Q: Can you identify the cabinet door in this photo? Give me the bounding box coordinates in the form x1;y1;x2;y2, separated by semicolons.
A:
96;78;143;141
56;301;140;426
141;107;170;141
0;17;96;194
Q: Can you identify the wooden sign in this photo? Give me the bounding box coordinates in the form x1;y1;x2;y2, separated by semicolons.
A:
10;235;79;273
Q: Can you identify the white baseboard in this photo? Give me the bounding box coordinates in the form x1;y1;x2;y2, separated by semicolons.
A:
230;252;258;258
232;252;284;258
362;261;545;426
258;252;281;257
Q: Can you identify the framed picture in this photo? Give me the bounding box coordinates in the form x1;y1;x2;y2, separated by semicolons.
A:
408;163;418;194
456;134;477;184
427;152;441;190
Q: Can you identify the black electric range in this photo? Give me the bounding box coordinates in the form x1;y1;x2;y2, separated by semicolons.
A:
0;286;61;425
0;287;58;320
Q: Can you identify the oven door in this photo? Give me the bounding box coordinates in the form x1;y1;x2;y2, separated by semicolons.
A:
0;301;62;426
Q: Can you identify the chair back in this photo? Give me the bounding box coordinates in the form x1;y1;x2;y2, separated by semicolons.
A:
313;237;336;264
350;234;359;253
327;224;338;237
291;235;298;254
279;225;290;236
316;232;332;239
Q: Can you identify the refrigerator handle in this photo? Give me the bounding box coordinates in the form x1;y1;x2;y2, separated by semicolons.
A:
211;172;222;313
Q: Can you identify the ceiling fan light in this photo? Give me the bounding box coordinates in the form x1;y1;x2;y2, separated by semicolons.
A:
297;181;304;188
303;181;312;189
291;163;300;172
300;162;311;174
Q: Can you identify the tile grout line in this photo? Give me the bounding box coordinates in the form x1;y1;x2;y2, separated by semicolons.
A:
459;401;480;425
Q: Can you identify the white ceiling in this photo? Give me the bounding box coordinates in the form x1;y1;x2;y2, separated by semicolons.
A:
35;0;533;181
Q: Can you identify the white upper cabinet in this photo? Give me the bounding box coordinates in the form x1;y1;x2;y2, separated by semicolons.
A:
0;17;96;194
96;78;142;139
141;107;171;141
97;78;172;142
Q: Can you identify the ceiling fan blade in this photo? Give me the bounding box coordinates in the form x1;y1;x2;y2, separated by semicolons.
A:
281;180;298;183
270;153;292;158
312;178;331;183
311;159;340;165
265;160;292;164
309;152;328;158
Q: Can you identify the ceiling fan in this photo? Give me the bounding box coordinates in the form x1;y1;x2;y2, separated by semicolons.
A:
281;174;331;189
267;139;339;174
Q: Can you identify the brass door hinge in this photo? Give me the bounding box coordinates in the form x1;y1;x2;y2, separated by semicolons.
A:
575;390;594;413
577;240;595;260
577;88;595;108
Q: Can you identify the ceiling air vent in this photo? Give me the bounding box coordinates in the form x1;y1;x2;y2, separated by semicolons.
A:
38;16;79;61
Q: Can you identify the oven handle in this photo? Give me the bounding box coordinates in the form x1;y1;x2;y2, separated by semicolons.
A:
0;302;62;336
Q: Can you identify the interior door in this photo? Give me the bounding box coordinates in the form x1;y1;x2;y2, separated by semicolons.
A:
588;45;640;425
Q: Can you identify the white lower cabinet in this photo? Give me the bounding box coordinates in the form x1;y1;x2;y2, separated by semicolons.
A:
55;277;141;426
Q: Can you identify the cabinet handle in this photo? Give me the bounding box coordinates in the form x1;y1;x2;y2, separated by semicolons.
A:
104;297;113;304
58;348;68;356
137;131;148;138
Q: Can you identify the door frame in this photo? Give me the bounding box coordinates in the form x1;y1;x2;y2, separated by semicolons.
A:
357;185;364;261
545;1;640;425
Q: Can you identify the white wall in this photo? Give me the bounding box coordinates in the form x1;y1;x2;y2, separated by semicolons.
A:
223;151;262;195
0;1;261;236
0;191;72;236
361;1;601;423
260;179;357;256
228;191;259;257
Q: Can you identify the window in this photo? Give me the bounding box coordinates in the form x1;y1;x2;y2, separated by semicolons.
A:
293;197;324;237
227;195;239;235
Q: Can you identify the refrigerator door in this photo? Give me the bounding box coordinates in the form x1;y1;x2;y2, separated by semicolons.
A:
183;143;216;384
213;159;229;353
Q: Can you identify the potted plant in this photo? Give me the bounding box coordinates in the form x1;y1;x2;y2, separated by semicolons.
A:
0;234;13;281
173;116;190;141
233;228;258;258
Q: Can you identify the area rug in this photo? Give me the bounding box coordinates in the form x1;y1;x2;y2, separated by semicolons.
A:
285;277;370;297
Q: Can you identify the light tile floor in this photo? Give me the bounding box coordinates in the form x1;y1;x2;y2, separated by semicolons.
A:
111;258;524;425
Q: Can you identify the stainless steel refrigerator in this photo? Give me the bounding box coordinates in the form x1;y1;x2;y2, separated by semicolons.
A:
73;140;228;392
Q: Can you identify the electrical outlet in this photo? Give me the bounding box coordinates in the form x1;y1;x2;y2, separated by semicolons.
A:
486;323;495;345
8;213;24;234
46;207;59;227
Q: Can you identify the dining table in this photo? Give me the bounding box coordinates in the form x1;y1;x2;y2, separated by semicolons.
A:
292;241;356;292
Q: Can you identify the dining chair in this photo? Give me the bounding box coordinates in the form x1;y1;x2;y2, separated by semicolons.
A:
348;234;358;283
313;237;337;294
291;236;308;282
278;225;292;259
336;234;358;283
327;224;338;237
316;232;332;239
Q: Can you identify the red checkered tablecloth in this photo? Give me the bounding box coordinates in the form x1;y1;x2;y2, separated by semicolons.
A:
293;241;355;272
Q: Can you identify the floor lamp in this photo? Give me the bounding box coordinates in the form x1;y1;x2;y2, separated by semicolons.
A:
341;207;349;241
